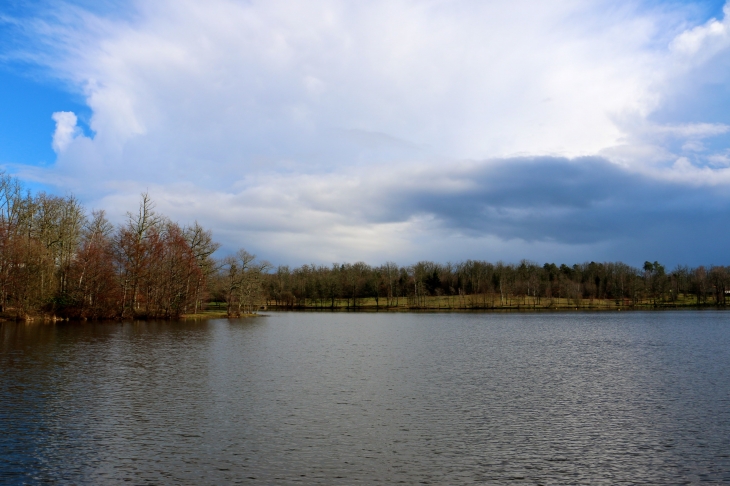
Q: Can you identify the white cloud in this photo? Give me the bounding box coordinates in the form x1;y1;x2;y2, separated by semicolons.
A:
40;0;670;168
670;4;730;61
8;0;730;264
648;122;730;138
51;111;81;153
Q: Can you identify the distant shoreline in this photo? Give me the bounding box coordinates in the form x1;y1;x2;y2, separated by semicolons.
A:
2;306;723;324
262;295;727;312
262;306;723;312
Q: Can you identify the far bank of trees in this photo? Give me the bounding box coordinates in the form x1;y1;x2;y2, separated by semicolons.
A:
263;259;730;310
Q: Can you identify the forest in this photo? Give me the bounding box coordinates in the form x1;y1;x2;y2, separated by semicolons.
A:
2;171;730;320
266;259;728;310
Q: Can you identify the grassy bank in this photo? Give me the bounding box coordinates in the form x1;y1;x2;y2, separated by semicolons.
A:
264;293;723;311
0;304;260;322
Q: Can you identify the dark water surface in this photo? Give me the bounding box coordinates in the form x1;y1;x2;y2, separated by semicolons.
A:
2;311;730;484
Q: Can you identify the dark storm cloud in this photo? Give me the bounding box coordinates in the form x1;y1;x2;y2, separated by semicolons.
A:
384;156;728;245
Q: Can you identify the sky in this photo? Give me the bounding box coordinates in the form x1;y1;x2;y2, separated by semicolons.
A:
1;0;730;267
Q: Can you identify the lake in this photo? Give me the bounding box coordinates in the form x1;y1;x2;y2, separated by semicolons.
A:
1;311;730;484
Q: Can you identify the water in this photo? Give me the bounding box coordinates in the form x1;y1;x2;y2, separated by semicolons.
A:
1;311;730;484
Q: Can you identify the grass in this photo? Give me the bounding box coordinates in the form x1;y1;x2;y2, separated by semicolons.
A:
264;293;721;311
181;302;262;319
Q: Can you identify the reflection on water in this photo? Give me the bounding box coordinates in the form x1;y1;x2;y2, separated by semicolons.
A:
2;311;730;484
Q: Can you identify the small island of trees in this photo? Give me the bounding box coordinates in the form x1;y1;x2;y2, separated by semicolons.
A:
0;172;268;320
1;171;729;321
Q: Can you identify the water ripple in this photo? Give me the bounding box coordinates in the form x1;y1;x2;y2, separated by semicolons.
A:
2;311;730;484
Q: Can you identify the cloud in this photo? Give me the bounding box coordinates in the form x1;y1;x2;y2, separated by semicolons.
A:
4;0;730;266
51;111;81;153
21;0;673;168
670;4;730;62
65;155;727;267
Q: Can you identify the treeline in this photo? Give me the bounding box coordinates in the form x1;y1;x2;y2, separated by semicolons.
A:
264;259;730;309
0;172;269;320
4;172;730;319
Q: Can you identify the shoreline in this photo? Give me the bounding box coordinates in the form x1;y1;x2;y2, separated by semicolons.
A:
263;295;727;312
2;303;726;323
263;305;727;313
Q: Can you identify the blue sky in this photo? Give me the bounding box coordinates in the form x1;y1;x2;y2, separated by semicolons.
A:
2;0;730;267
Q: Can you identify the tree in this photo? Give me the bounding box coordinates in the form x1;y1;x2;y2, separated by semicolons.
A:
221;249;271;317
184;222;220;314
114;193;161;317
